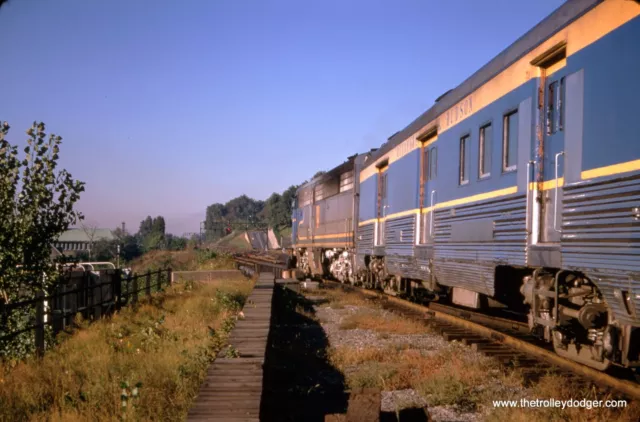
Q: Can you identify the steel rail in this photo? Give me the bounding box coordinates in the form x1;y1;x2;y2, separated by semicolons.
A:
232;255;640;401
337;282;640;401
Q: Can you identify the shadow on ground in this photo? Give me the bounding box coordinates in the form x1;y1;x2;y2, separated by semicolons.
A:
260;285;348;422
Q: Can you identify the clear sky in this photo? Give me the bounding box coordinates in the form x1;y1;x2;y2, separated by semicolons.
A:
1;0;564;235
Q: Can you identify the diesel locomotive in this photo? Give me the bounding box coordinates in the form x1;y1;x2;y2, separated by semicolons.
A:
291;0;640;371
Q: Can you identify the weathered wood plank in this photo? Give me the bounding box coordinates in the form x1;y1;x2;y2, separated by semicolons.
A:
187;273;275;421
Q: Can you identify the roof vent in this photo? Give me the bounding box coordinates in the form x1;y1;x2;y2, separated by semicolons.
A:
435;89;453;103
387;131;400;141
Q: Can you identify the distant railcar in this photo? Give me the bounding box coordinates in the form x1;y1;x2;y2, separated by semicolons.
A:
292;0;640;371
291;152;374;283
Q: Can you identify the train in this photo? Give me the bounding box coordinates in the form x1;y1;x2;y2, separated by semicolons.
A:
290;0;640;372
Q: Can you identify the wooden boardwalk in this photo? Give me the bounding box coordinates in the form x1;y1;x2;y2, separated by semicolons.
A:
188;272;275;422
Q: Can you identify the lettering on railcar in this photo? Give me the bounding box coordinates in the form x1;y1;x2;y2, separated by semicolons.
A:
441;96;473;131
395;137;415;160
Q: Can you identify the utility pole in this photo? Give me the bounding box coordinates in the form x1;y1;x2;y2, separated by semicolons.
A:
200;221;205;245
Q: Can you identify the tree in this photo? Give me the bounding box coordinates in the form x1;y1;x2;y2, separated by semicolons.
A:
165;234;187;251
138;216;153;239
205;203;227;241
112;226;127;242
137;215;166;252
0;122;85;357
262;186;298;229
204;196;266;241
0;121;85;299
80;220;99;259
264;193;282;228
225;195;264;222
280;185;298;227
143;232;164;251
93;238;117;262
203;185;300;244
151;216;165;236
120;235;143;262
313;171;326;179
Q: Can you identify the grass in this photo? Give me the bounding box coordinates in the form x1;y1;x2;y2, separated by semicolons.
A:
214;231;251;251
486;372;640;422
329;341;515;408
0;277;253;421
338;309;430;335
315;287;372;309
318;286;640;421
129;249;236;274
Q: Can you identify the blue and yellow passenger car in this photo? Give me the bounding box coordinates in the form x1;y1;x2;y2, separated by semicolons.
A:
294;0;640;370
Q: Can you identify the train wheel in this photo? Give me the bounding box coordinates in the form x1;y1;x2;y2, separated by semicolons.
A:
551;330;611;371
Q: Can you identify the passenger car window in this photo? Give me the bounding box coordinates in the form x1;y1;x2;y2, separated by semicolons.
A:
479;123;492;178
503;110;518;171
459;135;470;185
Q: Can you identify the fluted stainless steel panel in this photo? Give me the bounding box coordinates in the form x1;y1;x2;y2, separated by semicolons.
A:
562;171;640;326
432;194;527;296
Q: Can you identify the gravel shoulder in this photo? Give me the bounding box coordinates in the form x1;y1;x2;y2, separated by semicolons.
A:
308;292;519;422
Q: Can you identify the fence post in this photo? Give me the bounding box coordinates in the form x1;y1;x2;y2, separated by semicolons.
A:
168;268;173;286
146;271;151;298
52;284;64;335
35;291;45;357
131;273;138;305
78;272;87;320
93;273;103;321
113;269;122;312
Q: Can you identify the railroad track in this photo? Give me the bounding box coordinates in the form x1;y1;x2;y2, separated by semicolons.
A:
233;255;640;402
234;254;287;278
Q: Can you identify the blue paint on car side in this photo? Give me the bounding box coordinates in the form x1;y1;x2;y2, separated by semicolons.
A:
386;149;420;215
359;176;378;222
572;16;640;173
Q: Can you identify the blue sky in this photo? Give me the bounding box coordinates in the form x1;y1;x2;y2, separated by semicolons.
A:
1;0;564;234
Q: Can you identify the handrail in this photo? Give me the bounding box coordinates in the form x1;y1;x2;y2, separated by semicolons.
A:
525;160;536;235
430;190;437;237
554;151;565;233
80;262;116;271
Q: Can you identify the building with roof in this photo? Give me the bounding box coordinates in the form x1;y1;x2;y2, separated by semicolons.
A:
54;228;115;256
